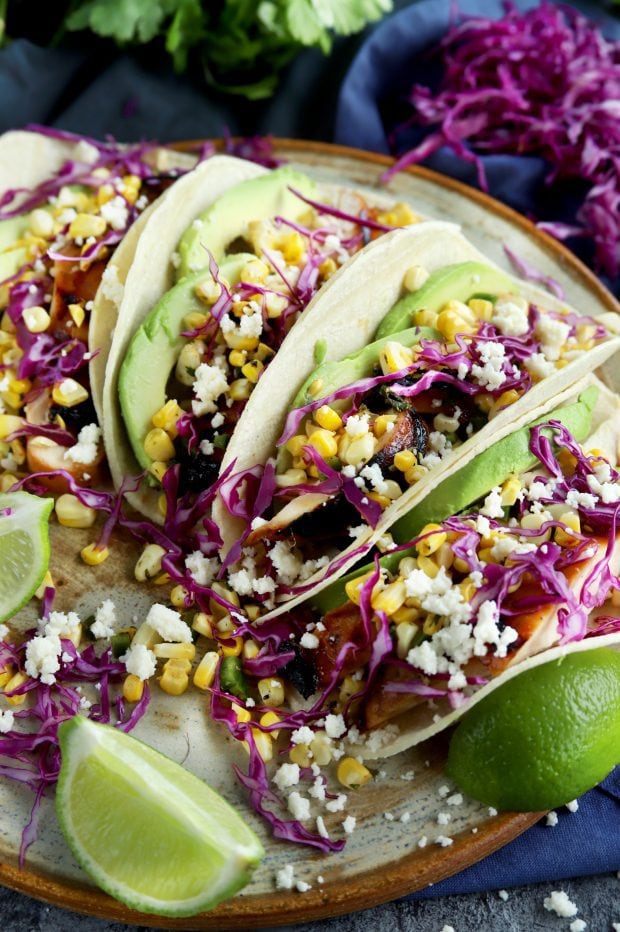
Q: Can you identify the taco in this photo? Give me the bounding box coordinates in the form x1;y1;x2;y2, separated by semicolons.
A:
0;127;197;492
212;225;620;609
237;378;620;760
106;163;424;521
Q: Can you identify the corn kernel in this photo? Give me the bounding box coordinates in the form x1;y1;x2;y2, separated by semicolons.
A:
437;309;477;341
394;450;416;472
29;208;54;238
285;435;307;458
55;493;96;528
314;405;343;432
382;479;402;501
8;377;31;396
319;257;337;279
66;303;85;329
229;378;252;401
192;612;214;638
153;571;171;585
395;621;419;658
80;543;109;565
97;183;115;205
69;213;107;240
467;298;494;321
159;662;189;696
52;378;89;407
417;555;439;578
416;523;447;557
148;460;168;483
310;732;333;766
378;202;418;226
131;621;159;650
307;378;324;398
232;701;252;724
193;651;219;690
144;427;176;463
280;231;304;264
34;570;54;599
195;277;221;304
490;389;520;418
221;636;244;657
343;433;375;467
337;757;372;790
170;585;193;609
414;308;438;328
0;666;13;689
151;399;183;436
275;467;308;488
459;579;477;602
404;264;430;292
307;428;338;459
260;711;281;739
392;605;421;625
339;675;361;705
211;581;240;608
555;511;581;547
379;340;413;375
241;360;264;384
500;475;522;507
0;414;22;441
123;674;144;703
224;330;260;352
245;605;261;623
345;570;375;606
404;464;428;485
0;473;17;492
423;614;445;635
119;174;141;203
4;670;27;705
134;544;167;582
22;305;50;333
154;642;196;660
453;556;470;574
289;743;312;767
176;342;202;386
257;677;285;707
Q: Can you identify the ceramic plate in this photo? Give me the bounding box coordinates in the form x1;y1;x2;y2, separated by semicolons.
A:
1;140;618;929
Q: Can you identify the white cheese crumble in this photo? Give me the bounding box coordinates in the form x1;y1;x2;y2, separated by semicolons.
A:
275;864;295;890
192;363;229;417
343;815;356;834
123;644;156;681
90;599;118;639
492;296;529;336
498;889;509;901
344;413;370;438
25;634;62;684
0;709;15;733
471;341;507;391
525;352;556;380
324;713;346;739
100;264;124;305
546;811;558;827
273;763;300;790
325;793;347;813
543;890;578;918
436;835;454;847
42;610;81;640
316;815;329;839
145;604;191;643
566;799;579;812
300;632;319;650
185;551;219;586
480;486;504;518
535;316;571;361
569;920;587;932
287;791;311;821
291;725;314;746
100;195;129;231
64;423;102;465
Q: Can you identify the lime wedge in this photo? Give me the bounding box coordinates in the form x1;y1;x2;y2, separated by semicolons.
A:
56;716;264;917
0;490;54;623
446;648;620;811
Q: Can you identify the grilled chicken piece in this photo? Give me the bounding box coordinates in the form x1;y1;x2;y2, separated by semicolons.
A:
314;601;373;687
369;409;428;471
363;665;425;730
49;246;107;343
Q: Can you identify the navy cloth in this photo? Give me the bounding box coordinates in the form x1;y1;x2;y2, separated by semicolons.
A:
0;0;619;897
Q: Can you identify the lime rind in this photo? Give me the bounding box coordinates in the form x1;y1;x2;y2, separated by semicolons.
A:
0;491;54;624
56;716;264;917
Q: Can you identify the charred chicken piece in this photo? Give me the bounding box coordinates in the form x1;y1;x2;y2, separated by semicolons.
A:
314;601;373;687
363;664;426;730
369;409;428;472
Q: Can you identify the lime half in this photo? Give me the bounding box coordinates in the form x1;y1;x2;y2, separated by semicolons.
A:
446;647;620;811
56;716;264;917
0;490;53;623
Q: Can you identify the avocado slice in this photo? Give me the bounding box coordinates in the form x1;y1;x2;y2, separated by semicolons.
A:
0;215;33;288
176;167;318;279
375;262;516;340
310;386;598;615
119;253;254;471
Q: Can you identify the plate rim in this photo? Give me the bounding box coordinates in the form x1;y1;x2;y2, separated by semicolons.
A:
0;136;616;928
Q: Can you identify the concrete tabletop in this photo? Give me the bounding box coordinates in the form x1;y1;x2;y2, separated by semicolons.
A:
3;872;620;931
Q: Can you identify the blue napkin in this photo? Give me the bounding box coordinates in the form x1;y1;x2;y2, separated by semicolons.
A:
336;0;620;892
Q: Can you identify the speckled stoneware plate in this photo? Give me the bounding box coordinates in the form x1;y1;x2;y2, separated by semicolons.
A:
1;140;618;930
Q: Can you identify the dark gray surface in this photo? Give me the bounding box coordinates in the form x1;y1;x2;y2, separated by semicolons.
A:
2;873;620;931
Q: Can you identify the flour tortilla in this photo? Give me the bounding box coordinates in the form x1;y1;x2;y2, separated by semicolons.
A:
215;224;620;612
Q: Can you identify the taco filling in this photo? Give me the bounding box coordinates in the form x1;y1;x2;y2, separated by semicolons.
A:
218;272;613;597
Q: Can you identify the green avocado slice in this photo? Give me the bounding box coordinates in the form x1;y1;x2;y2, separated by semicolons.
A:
119;253;254;471
0;215;30;284
375;262;516;340
176;167;318;279
310;386;598;615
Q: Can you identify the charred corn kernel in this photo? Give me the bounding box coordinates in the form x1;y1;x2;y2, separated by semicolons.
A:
252;342;273;363
379;340;413;375
0;415;24;440
423;614;445;635
310;732;333;766
260;711;281;738
0;666;13;689
371;579;407;618
232;702;252;724
221;636;243;658
275;467;308;488
0;473;17;492
22;305;50;333
229;349;248;368
216;615;235;635
417;555;439;578
4;671;27;705
80;543;109;566
308;428;338;459
437;309;477;341
555;511;581;546
35;571;54;599
414;308;438;328
160;661;190;696
501;476;522;506
29;208;54;237
245;605;261;623
176;342;202;385
52;378;88;407
229;378;252;401
134;543;166;581
307;378;324;398
490;389;520;417
193;651;219;690
195;278;221;304
192;612;214;638
467;298;494;321
280;231;304;263
152;399;183;435
170;585;193;609
265;292;288;318
242;637;260;659
395;621;420;659
459;579;477;602
314;405;343;431
123;674;144;703
337;758;372;790
319;256;337;279
55;493;96;528
154;642;196;661
148;460;168;483
405;464;428;485
289;743;312;767
404;264;430;292
144;427;175;462
131;621;159;649
241;360;264;384
372;413;397;437
345;570;375;606
69;213;106;240
344;433;375;467
394;449;416;472
286;435;307;458
416;524;447;557
257;677;285;706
